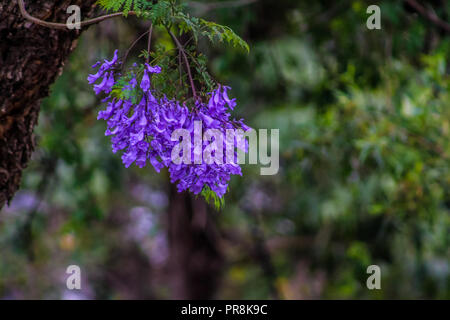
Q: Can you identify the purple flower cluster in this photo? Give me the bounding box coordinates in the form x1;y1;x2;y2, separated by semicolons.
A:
88;50;249;197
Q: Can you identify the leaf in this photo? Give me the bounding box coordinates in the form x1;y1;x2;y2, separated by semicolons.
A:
201;186;225;210
96;0;152;15
135;1;172;24
199;19;250;53
177;13;250;53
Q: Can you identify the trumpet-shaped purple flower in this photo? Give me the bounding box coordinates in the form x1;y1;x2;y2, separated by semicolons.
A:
89;51;249;198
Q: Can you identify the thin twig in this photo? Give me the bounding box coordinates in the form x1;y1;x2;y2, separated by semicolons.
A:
18;0;136;30
166;28;197;98
404;0;450;33
122;29;151;70
146;24;154;64
178;52;183;86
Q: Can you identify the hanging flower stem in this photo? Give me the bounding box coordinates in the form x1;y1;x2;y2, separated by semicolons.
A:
166;27;197;99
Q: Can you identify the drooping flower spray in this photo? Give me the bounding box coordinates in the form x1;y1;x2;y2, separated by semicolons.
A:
89;52;250;203
87;1;251;206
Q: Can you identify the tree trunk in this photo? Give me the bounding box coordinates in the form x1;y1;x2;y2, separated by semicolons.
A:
165;31;224;299
0;0;97;209
1;2;224;299
167;184;224;299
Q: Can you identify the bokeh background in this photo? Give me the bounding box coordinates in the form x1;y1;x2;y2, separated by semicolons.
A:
0;0;449;299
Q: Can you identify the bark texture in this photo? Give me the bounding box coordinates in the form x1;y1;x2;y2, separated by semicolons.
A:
0;0;96;208
1;1;224;299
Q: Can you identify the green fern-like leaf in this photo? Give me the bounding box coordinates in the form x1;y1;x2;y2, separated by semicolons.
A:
200;19;249;53
176;13;249;53
138;1;172;24
96;0;152;15
201;186;226;210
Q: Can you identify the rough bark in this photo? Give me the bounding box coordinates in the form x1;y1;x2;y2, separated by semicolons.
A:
167;185;224;299
0;0;97;209
1;1;224;299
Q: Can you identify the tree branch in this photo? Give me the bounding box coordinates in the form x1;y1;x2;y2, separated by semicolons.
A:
166;28;197;99
121;29;151;70
404;0;450;33
147;24;154;64
18;0;136;30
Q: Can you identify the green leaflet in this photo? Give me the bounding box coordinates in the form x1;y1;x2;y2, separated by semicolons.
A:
201;186;226;210
96;0;152;15
199;19;250;53
96;1;250;53
177;13;250;53
136;1;172;24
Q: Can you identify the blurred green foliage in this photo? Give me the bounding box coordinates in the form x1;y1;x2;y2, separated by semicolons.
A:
0;0;449;299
